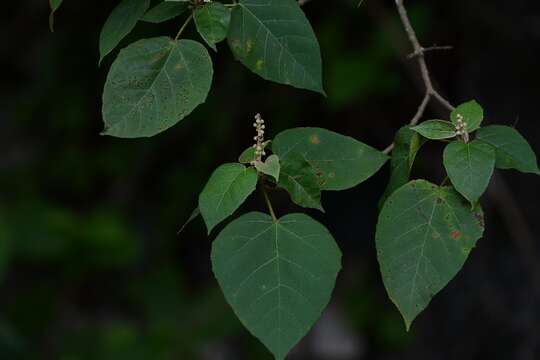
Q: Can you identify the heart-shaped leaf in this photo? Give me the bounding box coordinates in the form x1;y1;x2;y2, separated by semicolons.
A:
255;155;281;181
102;37;213;138
212;212;342;360
376;180;484;330
450;100;483;133
227;0;324;94
272;127;388;191
99;0;151;63
476;125;540;175
278;153;323;211
194;2;231;51
199;163;257;233
141;1;188;23
443;140;495;205
379;126;426;207
411;120;456;140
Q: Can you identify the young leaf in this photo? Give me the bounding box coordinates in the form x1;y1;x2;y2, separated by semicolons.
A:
199;163;258;233
450;100;483;133
272;128;388;191
194;2;231;51
376;180;484;330
255;155;281;182
212;212;342;360
227;0;324;94
99;0;151;63
49;0;64;32
379;127;426;207
141;1;188;23
476;125;540;175
411;120;456;140
443;140;495;205
102;37;213;138
278;153;323;211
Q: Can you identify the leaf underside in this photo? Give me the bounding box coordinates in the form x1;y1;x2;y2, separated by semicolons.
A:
379;126;426;207
212;212;342;360
102;37;213;138
376;180;484;330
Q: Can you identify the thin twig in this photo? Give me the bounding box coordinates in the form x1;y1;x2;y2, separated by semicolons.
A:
382;0;455;154
407;45;453;59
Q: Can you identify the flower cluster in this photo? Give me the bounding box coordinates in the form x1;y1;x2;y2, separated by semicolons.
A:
252;114;266;164
455;114;469;142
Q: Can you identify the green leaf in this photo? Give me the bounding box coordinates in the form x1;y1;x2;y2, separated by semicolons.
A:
272;127;388;191
141;1;188;23
443;140;495;205
49;0;64;32
379;126;426;207
177;207;201;235
239;147;257;164
278;153;323;211
199;163;258;233
255;155;281;181
212;212;342;360
227;0;324;94
450;100;483;133
99;0;151;63
102;37;213;138
476;125;540;175
411;120;456;140
376;180;484;330
194;2;231;51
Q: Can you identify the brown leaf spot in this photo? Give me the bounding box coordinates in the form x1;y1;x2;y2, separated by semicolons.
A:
310;134;320;145
451;230;461;239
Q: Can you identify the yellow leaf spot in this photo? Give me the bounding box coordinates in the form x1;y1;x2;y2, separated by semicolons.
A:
256;59;265;70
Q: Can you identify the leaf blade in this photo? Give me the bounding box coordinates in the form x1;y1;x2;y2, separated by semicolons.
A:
194;2;231;51
102;37;213;138
450;100;483;133
199;163;258;233
99;0;151;63
443;140;495;205
278;153;323;211
255;155;281;181
476;125;540;175
411;120;456;140
212;212;341;359
227;0;324;94
379;126;426;207
272;127;388;191
376;180;484;329
141;1;188;23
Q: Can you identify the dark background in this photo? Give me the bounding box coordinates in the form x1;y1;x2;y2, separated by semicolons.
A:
1;0;540;359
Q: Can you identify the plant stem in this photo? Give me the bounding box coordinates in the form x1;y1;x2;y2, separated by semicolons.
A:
262;186;277;222
175;14;193;41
